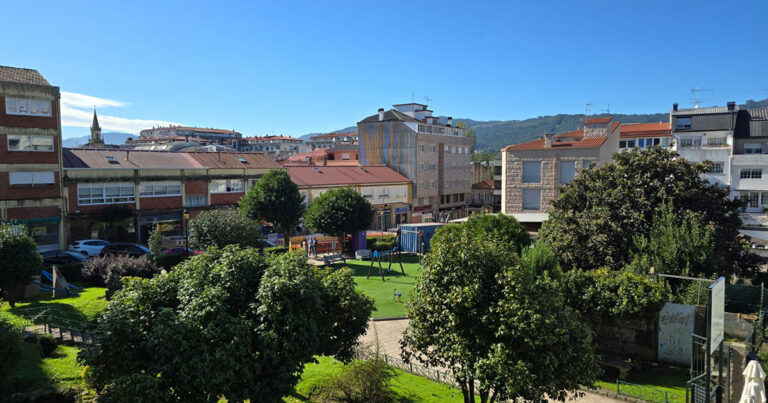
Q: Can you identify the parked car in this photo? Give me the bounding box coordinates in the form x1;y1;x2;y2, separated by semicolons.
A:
69;239;110;257
41;250;88;266
99;243;151;258
162;247;203;256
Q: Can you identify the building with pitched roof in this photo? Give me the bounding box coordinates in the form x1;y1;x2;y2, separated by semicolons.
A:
500;117;620;224
619;122;672;151
0;66;64;251
240;135;306;159
306;132;358;151
286;165;412;230
139;125;242;149
358;103;473;223
62;149;281;244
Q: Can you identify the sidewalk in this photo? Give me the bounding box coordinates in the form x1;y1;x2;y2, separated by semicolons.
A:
360;318;625;402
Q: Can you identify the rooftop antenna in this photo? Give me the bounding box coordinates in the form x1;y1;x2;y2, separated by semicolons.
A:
584;102;591;123
423;96;432;106
604;104;610;114
691;84;713;108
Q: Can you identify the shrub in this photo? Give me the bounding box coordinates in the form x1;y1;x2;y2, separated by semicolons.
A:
309;356;397;403
264;246;288;255
54;262;84;282
82;255;160;286
188;209;263;250
367;236;396;252
0;317;23;381
38;333;58;357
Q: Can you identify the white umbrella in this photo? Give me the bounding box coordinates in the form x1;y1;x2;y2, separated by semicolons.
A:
740;380;765;403
745;360;767;382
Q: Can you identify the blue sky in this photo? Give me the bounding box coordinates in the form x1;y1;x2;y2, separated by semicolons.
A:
2;1;767;139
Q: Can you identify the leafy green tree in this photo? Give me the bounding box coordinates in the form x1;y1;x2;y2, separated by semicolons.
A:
540;147;747;275
188;209;262;250
464;213;530;254
0;317;23;394
456;121;476;154
304;187;374;238
0;223;43;307
239;169;305;242
402;225;598;403
148;224;164;256
627;202;722;279
79;247;375;402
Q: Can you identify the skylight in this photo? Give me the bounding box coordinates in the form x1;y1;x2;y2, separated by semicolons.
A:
105;156;118;164
238;157;248;164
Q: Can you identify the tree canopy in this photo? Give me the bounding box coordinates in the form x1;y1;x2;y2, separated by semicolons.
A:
402;225;598;403
464;213;530;254
0;223;42;307
239;169;305;240
188;209;262;250
304;187;374;238
79;247;375;402
540;147;747;276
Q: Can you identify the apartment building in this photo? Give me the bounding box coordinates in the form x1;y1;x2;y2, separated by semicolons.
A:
500;118;620;229
240;135;305;159
619;122;672;151
287;165;412;230
62;149;281;244
0;66;64;251
306;132;358;151
139;125;242;149
357;103;473;223
283;145;359;166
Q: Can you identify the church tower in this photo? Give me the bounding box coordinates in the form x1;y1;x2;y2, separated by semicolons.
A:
87;108;105;148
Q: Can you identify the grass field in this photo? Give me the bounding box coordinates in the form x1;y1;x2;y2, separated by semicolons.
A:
332;255;421;318
284;356;473;402
7;343;86;394
596;363;688;399
1;285;108;330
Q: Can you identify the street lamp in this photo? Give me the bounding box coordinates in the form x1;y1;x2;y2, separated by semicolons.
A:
183;209;190;257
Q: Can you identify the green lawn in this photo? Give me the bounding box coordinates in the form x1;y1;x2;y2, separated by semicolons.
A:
333;255;421;318
284;356;473;402
6;343;86;396
596;363;688;401
1;285;108;330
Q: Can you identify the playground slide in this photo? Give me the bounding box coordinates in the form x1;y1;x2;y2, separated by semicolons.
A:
42;270;82;290
31;280;73;295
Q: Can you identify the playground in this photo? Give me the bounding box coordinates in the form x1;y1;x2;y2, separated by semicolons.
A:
331;255;421;318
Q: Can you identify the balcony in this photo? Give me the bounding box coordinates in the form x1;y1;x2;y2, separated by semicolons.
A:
741;212;768;229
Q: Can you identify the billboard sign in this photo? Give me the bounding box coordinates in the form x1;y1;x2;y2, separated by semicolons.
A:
709;277;725;353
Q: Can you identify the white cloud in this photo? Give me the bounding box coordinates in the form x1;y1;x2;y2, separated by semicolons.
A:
60;91;182;134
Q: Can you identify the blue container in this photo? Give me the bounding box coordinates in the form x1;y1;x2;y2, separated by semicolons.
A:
397;223;446;253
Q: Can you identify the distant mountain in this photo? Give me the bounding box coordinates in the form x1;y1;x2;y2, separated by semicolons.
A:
301;98;768;152
62;132;135;148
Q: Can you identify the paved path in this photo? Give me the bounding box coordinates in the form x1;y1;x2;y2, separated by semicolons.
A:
361;318;623;402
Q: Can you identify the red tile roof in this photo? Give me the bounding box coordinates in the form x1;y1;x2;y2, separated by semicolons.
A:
0;66;50;86
63;149;204;169
502;136;607;151
620;122;671;138
586;117;612;124
243;135;302;142
287;165;411;187
472;180;494;189
611;121;621;132
187;152;282;169
553;129;584;139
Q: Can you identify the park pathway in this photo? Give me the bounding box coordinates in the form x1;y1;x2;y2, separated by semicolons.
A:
361;318;624;403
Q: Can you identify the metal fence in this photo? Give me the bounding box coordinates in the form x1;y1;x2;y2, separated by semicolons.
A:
357;350;457;388
725;283;766;314
616;380;685;403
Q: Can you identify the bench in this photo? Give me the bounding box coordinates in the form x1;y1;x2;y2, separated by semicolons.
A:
355;249;372;260
597;354;633;380
323;254;346;265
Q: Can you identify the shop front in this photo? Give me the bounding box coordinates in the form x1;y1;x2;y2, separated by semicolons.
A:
138;212;184;244
3;216;61;252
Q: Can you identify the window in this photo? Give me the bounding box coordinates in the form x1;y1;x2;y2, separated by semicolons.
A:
582;160;592;169
440;195;445;204
522;189;541;210
210;179;244;193
140;182;182;197
741;191;760;208
7;135;54;151
523;161;541;183
430;181;436;189
762;192;768;207
745;143;763;154
679;138;701;148
420;144;425;152
419;163;425;171
710;162;724;175
429;163;436;171
419;182;425;189
460;193;465;202
626;140;635;148
619;140;627;148
9;171;55;185
78;183;135;205
707;137;727;147
661;138;671;147
185;194;207;207
430;145;437;152
453;194;459;202
5;98;52;117
741;169;762;179
559;161;575;184
675;117;692;130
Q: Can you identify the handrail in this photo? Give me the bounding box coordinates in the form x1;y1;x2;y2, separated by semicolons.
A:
616;380;685;403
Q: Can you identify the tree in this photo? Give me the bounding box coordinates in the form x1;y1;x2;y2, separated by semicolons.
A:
540;147;747;275
304;187;374;238
456;120;476;154
148;224;164;256
188;209;262;250
401;224;599;403
464;213;530;254
0;223;43;307
239;169;305;243
79;247;375;402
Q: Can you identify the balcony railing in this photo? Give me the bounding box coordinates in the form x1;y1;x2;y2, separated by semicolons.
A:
741;212;768;228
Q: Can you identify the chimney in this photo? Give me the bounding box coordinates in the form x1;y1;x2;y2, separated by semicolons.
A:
727;101;736;111
126;150;130;161
544;133;554;148
673;103;678;111
378;108;384;121
447;117;453;127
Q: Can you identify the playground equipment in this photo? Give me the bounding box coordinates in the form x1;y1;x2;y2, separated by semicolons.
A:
366;248;406;281
32;267;80;297
393;288;402;302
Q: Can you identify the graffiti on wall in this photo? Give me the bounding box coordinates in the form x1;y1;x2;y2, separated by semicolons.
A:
658;303;695;365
